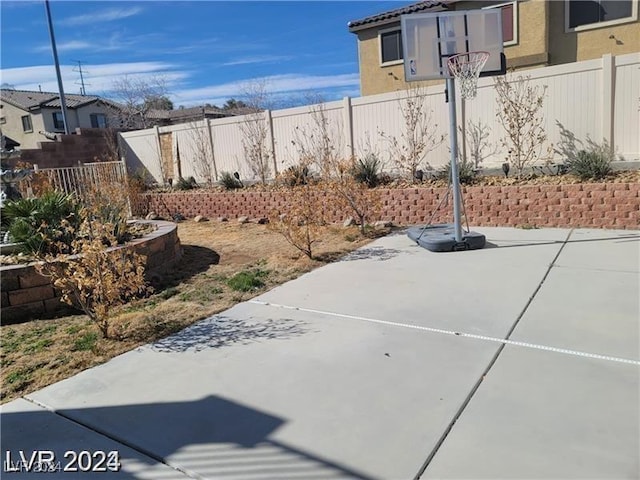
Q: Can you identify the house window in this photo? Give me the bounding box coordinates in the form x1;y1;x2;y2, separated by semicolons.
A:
566;0;637;31
90;113;107;128
484;1;518;46
379;27;403;65
52;111;64;130
21;115;32;132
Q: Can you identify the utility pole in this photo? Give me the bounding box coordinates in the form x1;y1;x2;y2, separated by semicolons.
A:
73;61;89;95
44;0;70;134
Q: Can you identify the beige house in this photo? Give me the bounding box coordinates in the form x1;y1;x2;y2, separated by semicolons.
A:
0;89;118;149
349;0;640;96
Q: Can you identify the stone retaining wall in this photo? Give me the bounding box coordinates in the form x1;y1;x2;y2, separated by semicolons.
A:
0;221;181;325
138;183;639;230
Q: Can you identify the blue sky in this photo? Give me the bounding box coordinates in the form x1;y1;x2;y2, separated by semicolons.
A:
1;1;404;107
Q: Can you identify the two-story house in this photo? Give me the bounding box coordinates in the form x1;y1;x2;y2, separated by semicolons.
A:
0;89;119;149
348;0;639;96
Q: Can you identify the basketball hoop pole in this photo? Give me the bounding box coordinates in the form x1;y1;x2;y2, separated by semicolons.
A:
446;77;464;243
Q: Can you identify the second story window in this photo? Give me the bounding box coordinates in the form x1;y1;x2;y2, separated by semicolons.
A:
52;111;64;130
484;1;518;46
21;115;32;132
566;0;637;31
380;27;403;64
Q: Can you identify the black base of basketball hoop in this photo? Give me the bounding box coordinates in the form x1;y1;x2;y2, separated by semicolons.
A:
407;224;486;252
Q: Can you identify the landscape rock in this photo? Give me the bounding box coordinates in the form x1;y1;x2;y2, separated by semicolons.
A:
172;213;186;222
374;220;393;229
194;215;208;223
256;217;269;225
343;217;355;228
218;217;228;222
145;212;159;220
237;216;249;224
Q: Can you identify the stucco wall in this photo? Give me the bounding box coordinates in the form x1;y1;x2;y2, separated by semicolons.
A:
548;1;640;65
0;102;46;149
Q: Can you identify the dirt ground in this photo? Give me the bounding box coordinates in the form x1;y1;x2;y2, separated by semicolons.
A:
0;220;383;404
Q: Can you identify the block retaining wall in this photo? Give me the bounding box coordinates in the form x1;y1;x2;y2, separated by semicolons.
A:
0;221;181;325
137;183;639;230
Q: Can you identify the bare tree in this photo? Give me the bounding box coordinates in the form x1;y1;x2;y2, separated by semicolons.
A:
495;74;552;178
238;80;272;183
460;119;497;170
188;121;216;186
109;76;171;130
380;85;445;181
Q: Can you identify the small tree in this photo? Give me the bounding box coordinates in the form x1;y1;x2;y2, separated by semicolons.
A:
239;81;272;183
37;218;148;338
328;158;381;235
188;121;216;186
268;183;326;259
461;119;497;170
380;85;445;181
495;74;551;178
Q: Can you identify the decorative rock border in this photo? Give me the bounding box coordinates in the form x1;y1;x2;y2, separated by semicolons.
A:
0;221;181;325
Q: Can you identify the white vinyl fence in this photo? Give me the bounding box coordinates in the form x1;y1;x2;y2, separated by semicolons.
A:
119;53;639;184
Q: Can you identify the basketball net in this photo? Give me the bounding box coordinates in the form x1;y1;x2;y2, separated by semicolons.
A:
447;51;490;100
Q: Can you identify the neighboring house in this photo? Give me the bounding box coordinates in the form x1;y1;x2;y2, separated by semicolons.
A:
147;105;234;126
348;0;640;96
0;89;119;149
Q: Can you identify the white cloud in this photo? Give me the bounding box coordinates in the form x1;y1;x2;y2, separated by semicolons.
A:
172;73;360;105
222;55;294;66
33;40;93;53
59;7;143;26
0;62;186;95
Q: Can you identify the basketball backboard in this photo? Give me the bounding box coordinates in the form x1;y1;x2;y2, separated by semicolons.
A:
401;9;506;82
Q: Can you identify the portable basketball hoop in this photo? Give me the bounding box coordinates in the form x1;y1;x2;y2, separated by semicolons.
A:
447;51;490;100
401;10;506;252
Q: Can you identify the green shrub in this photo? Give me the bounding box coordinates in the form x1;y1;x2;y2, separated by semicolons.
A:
2;191;80;254
352;153;381;188
226;269;268;292
437;160;477;185
219;171;242;190
566;149;612;181
175;176;198;190
72;332;98;352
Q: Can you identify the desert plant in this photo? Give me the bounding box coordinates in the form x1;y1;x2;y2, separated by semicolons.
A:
188;122;216;186
380;85;445;181
352;153;381;188
555;123;614;180
460;119;497;170
36;213;149;339
2;191;80;254
175;176;198;190
495;74;551;178
268;184;326;259
437;159;477;185
226;269;268;292
566;149;612;181
279;164;310;187
219;171;242;190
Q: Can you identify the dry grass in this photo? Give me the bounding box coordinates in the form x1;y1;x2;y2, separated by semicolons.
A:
0;221;384;404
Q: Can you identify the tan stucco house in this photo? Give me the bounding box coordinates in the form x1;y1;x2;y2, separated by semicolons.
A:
348;0;640;96
0;89;119;149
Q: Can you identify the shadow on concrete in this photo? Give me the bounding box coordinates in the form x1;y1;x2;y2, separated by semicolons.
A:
150;315;308;353
485;234;639;250
3;395;377;479
339;247;403;262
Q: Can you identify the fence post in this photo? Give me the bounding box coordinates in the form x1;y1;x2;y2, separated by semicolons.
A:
342;97;354;159
602;54;615;155
153;125;164;184
206;118;218;181
266;110;277;177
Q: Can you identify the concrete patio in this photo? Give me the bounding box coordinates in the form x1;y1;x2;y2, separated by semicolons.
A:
2;227;639;479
